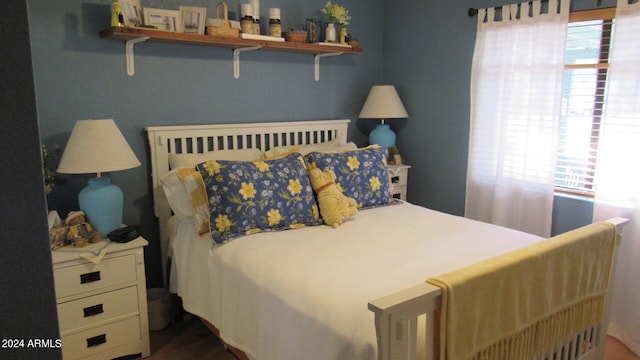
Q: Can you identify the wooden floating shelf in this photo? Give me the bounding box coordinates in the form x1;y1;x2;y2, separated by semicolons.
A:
101;27;362;55
100;27;362;79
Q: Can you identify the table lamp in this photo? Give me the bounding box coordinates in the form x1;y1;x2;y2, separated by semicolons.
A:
57;119;141;236
358;85;409;148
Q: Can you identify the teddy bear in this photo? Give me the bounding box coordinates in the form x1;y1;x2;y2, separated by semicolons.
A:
65;211;102;247
49;211;102;249
387;146;403;165
308;166;358;228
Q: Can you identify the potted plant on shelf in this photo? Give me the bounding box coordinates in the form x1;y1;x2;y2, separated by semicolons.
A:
321;1;351;43
42;144;60;194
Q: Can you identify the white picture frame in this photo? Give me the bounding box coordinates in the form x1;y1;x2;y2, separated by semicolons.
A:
144;8;182;32
179;6;207;35
119;0;143;27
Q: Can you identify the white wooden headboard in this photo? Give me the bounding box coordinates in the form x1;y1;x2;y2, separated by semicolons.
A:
145;119;351;286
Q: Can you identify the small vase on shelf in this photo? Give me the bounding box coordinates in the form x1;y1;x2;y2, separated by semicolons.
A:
325;23;336;42
340;27;347;44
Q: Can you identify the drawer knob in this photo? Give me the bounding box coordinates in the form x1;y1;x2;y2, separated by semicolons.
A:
80;271;101;284
86;334;106;348
83;304;104;317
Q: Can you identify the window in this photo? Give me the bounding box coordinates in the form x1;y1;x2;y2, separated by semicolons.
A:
555;9;615;196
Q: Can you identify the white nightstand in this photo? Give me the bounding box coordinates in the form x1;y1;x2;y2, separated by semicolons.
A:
388;164;411;201
51;237;150;359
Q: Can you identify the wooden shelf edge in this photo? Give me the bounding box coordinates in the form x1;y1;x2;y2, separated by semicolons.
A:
100;27;363;55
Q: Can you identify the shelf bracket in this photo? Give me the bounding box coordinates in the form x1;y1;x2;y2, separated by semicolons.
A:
233;46;262;79
125;37;150;76
314;52;343;81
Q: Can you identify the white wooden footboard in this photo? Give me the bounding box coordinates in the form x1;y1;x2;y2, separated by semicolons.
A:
368;217;628;360
368;283;442;360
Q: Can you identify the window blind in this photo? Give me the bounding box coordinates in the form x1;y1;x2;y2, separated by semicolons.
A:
555;17;613;194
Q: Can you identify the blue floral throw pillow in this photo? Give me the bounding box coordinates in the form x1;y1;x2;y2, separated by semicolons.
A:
196;152;322;245
306;147;392;209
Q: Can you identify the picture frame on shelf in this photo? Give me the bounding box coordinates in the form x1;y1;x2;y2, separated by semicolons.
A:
119;0;143;27
179;6;207;35
144;8;182;32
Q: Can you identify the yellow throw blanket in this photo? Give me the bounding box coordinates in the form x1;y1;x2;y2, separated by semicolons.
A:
427;222;616;360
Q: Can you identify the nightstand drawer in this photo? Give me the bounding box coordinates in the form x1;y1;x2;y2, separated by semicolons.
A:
54;254;137;298
58;286;139;334
61;316;141;359
392;185;407;199
389;171;408;187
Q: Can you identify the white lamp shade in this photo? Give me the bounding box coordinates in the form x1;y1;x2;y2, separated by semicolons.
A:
57;119;141;175
358;85;409;119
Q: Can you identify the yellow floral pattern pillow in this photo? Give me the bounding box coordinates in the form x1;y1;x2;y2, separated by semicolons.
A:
197;152;322;244
305;147;393;209
175;168;210;235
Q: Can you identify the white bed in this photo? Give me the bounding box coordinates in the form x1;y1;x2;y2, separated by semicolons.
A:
146;120;628;360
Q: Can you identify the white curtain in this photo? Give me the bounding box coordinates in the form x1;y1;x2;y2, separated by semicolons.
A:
593;0;640;355
465;0;569;237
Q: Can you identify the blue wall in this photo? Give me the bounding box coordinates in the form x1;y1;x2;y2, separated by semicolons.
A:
31;0;612;287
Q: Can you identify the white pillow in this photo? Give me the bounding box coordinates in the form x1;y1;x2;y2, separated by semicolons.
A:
324;141;357;152
264;138;343;158
168;148;263;169
160;170;193;220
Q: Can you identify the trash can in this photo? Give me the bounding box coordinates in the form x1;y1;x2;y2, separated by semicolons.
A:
147;288;170;331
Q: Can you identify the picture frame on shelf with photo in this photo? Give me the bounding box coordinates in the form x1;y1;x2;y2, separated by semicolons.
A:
119;0;143;27
180;6;207;35
144;8;182;32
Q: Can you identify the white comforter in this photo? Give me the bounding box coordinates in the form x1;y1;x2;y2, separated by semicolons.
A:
171;201;542;360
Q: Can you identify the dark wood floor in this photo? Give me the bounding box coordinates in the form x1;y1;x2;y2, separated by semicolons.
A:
146;315;235;360
143;316;638;360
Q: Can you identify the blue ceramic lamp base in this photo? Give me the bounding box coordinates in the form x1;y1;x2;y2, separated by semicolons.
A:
369;123;396;149
78;177;123;236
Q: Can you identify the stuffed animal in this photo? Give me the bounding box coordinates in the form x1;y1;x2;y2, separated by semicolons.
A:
387;146;402;165
49;211;102;249
308;167;358;228
49;226;68;251
65;211;102;247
